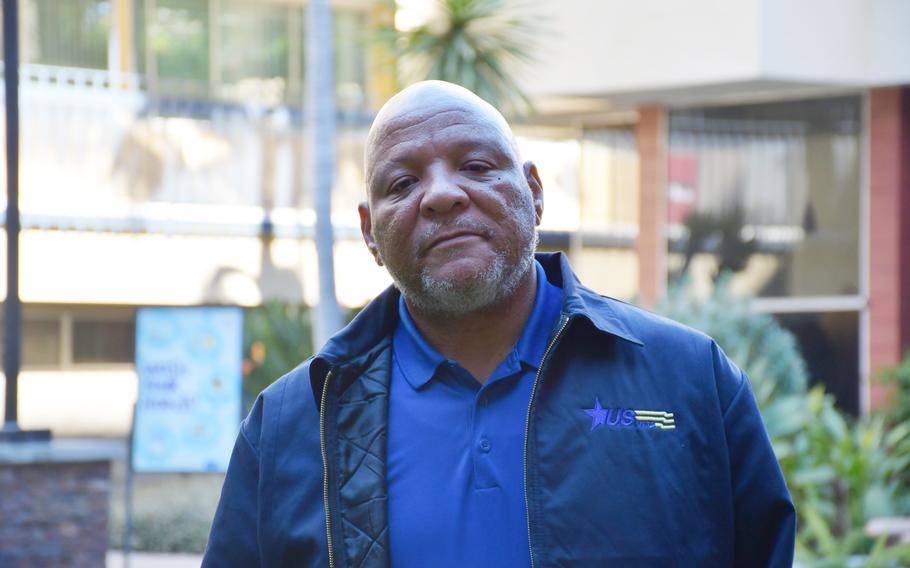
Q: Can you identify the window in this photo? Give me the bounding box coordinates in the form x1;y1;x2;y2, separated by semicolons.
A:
515;126;640;300
667;97;861;298
334;9;368;112
74;320;135;364
580;127;638;233
133;0;371;107
219;0;296;103
142;0;211;94
666;96;865;413
515;128;582;232
0;316;60;367
28;0;110;69
1;306;136;368
775;312;860;416
23;320;61;367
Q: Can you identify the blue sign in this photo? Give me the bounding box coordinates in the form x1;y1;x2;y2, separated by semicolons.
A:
132;306;244;472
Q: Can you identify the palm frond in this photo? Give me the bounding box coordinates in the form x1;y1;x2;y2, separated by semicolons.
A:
377;0;542;115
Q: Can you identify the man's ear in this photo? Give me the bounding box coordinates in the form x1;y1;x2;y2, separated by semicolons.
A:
358;202;383;266
523;161;544;225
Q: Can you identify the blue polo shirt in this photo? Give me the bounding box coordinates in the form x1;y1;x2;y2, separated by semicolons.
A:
387;261;563;567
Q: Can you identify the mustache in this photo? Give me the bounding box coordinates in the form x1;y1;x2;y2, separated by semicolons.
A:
417;218;495;256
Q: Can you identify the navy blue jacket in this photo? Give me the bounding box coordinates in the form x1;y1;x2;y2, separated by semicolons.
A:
204;253;796;567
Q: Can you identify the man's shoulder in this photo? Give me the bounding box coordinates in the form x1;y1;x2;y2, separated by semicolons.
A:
241;358;320;455
589;292;715;353
540;252;715;354
260;357;318;402
592;294;746;407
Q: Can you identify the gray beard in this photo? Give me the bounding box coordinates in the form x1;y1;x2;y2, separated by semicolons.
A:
392;223;539;317
379;181;540;317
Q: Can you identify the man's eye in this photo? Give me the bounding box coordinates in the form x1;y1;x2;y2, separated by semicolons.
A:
463;161;492;173
389;177;416;194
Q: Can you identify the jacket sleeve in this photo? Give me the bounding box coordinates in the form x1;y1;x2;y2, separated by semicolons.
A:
713;342;796;568
202;397;264;568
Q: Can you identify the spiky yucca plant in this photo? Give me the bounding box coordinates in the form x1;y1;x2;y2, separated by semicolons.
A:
383;0;539;115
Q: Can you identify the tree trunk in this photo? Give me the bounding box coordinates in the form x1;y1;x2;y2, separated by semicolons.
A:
306;0;344;349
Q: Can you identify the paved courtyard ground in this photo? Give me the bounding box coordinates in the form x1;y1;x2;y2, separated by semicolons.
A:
107;551;203;567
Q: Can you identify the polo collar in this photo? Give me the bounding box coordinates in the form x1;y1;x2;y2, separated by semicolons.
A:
393;261;559;390
393;296;445;390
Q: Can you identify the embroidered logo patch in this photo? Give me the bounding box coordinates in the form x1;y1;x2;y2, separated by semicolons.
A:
583;397;676;431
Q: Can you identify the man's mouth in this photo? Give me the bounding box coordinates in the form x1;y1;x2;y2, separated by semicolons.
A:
418;221;495;256
426;230;484;251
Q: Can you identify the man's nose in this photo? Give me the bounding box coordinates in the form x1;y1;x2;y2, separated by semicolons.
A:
420;168;469;215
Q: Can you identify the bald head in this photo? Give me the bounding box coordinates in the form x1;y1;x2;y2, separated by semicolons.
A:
364;81;521;192
357;80;544;317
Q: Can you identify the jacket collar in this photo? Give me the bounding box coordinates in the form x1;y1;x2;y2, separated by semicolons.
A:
315;251;644;369
536;252;644;347
317;284;401;368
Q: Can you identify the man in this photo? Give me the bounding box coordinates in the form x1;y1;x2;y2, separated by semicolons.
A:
204;81;795;567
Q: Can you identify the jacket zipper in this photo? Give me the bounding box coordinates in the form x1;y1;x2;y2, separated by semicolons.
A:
319;369;336;568
523;315;571;568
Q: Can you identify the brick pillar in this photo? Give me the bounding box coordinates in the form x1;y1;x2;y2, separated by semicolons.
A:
636;105;668;308
0;443;115;568
868;87;910;410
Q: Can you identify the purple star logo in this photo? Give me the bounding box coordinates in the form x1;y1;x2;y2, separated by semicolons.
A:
584;397;608;431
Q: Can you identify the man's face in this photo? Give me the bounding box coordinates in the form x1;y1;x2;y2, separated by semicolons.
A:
360;93;543;315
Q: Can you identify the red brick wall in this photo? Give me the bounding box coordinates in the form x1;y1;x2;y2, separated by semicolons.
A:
636;105;667;308
868;87;910;410
0;461;111;567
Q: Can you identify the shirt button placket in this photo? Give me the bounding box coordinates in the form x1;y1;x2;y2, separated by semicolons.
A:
473;388;497;488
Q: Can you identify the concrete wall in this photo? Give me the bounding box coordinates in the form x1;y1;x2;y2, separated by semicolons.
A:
0;371;138;437
0;230;390;309
521;0;910;103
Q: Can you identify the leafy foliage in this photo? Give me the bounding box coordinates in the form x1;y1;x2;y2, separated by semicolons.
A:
771;389;910;566
658;279;910;565
879;350;910;428
877;350;910;502
242;302;361;411
242;302;314;411
378;0;540;114
108;473;224;553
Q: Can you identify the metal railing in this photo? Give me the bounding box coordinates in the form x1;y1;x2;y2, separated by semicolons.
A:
1;63;372;237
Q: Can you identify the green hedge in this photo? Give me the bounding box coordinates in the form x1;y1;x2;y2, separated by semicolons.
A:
658;280;910;566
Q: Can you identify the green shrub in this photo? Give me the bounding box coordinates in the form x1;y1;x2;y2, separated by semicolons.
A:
242;302;362;411
243;302;315;411
772;388;910;566
875;350;910;523
880;350;910;428
108;473;224;553
657;279;910;565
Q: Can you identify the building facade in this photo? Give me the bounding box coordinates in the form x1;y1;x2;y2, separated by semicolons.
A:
519;0;910;414
2;0;907;434
2;0;399;434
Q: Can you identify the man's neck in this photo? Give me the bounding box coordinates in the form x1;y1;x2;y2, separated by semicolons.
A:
404;266;538;384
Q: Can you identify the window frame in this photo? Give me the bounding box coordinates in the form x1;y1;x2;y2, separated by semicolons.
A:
17;305;137;371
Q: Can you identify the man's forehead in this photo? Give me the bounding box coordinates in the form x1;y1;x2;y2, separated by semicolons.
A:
373;108;509;153
371;101;509;147
371;81;508;129
367;89;518;176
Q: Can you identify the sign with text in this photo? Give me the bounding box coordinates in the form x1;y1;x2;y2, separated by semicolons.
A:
132;306;243;472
